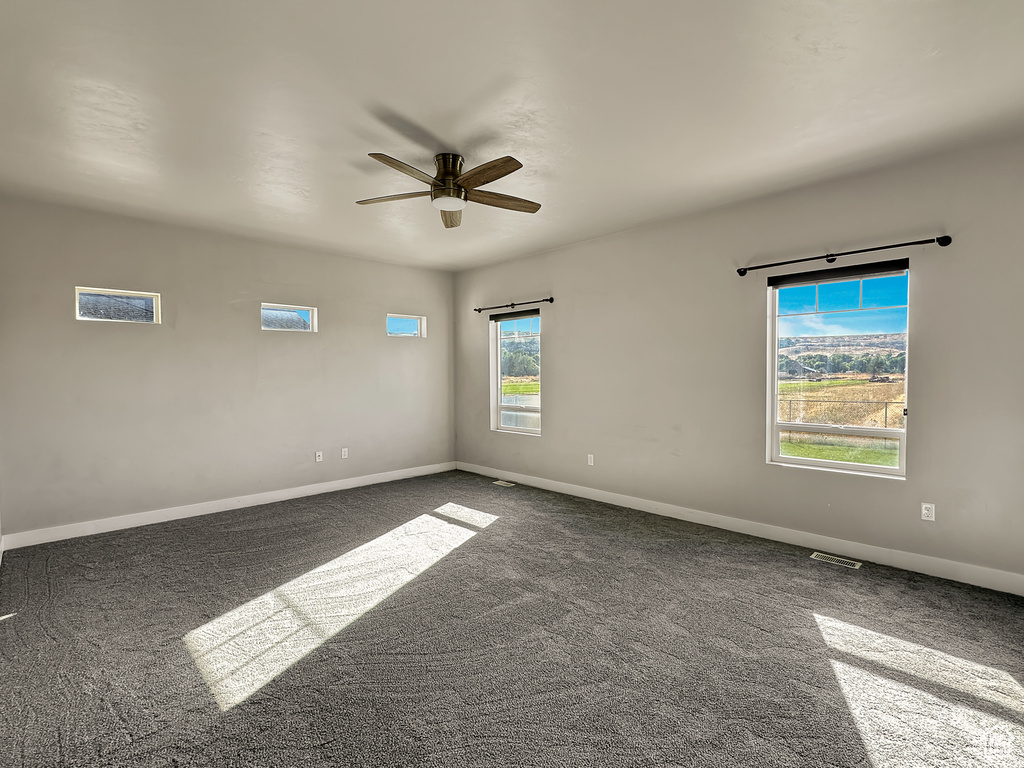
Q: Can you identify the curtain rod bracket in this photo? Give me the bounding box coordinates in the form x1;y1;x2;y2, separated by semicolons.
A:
737;235;951;277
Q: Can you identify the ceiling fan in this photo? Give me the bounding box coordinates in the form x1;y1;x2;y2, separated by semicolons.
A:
356;152;541;228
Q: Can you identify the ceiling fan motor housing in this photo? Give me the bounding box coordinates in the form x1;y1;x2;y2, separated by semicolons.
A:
357;151;539;223
431;153;468;210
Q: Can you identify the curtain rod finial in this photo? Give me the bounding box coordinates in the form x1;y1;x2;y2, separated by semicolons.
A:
937;235;952;247
737;267;748;277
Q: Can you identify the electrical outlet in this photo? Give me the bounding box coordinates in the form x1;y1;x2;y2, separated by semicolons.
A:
921;502;935;521
341;448;348;459
587;454;594;466
315;451;323;463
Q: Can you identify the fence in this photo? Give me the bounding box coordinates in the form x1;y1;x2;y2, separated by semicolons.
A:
778;399;905;429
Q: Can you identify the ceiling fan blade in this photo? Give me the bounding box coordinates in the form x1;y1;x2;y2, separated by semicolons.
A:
368;153;438;186
356;191;431;205
440;209;462;228
466;189;541;214
455;156;523;189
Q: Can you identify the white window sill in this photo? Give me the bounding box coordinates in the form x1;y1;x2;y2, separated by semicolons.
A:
494;428;542;437
768;459;905;480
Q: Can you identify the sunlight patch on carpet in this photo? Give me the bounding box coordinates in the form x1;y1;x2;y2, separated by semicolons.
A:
185;505;493;710
433;502;498;528
816;614;1023;766
815;615;1024;716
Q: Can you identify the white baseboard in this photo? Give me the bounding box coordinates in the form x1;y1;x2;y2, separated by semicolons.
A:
4;462;457;551
456;462;1024;598
8;460;1022;598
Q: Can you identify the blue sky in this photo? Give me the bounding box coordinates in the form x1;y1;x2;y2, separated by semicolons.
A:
500;316;540;336
386;316;419;335
777;274;908;337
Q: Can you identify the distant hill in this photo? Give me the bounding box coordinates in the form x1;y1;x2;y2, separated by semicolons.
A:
779;333;906;357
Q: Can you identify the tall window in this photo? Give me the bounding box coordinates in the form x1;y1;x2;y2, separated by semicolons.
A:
490;310;541;434
769;259;908;476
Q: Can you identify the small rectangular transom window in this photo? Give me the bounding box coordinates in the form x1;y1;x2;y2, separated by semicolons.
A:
261;303;318;332
76;287;161;324
386;314;426;337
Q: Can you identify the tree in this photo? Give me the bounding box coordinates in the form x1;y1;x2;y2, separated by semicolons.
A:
502;349;539;377
778;355;805;376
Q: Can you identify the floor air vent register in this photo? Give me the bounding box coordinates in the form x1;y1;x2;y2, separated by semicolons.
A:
492;480;516;487
810;551;863;569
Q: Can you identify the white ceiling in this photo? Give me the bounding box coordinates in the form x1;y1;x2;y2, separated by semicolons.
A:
2;1;1024;270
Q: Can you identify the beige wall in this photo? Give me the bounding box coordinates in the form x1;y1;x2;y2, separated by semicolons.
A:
3;132;1023;584
0;196;454;535
454;134;1024;577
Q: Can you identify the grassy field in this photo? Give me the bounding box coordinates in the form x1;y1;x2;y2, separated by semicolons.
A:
780;440;899;467
501;378;539;395
777;378;905;428
778;379;879;393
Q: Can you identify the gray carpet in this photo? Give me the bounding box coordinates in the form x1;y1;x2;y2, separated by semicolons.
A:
1;470;1022;767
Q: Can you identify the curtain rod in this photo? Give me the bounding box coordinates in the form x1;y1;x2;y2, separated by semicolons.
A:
473;297;554;313
736;235;951;277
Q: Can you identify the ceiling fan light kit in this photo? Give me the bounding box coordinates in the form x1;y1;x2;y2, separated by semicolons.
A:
357;151;540;228
432;195;467;211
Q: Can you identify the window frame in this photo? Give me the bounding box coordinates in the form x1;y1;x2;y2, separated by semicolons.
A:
75;286;161;324
386;313;427;338
489;309;541;436
766;262;909;478
260;302;318;333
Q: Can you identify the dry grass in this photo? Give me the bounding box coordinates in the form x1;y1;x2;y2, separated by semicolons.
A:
777;379;906;428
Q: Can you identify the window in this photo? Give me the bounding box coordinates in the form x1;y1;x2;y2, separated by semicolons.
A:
76;287;161;324
386;314;426;337
490;310;541;434
261;303;317;332
769;259;908;476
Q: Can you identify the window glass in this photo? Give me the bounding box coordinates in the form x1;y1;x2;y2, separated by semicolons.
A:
261;304;317;332
772;267;908;475
862;273;908;308
386;315;426;337
778;431;900;468
77;287;160;324
500;411;541;431
777;284;817;315
499;317;540;407
817;279;861;312
493;313;541;434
